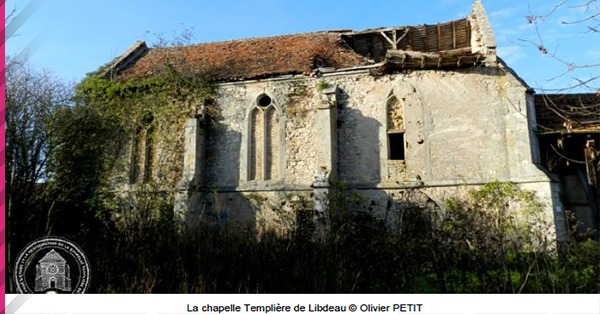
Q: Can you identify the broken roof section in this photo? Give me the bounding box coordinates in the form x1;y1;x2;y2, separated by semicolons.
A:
104;1;497;82
117;33;369;81
344;1;496;70
535;93;600;134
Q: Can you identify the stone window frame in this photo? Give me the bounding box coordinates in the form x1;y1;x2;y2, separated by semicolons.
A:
385;94;406;161
129;120;156;185
243;93;286;183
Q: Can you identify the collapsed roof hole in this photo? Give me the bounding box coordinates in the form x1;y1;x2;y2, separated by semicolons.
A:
313;56;326;68
258;95;272;108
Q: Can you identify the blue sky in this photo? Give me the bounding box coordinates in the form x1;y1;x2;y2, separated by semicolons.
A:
6;0;599;92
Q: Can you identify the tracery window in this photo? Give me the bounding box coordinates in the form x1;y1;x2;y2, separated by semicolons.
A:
248;94;281;181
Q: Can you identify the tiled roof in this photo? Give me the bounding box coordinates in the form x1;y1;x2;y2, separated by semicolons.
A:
118;33;370;81
106;1;497;81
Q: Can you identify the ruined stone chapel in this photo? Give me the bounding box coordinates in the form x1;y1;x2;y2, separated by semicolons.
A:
100;1;599;241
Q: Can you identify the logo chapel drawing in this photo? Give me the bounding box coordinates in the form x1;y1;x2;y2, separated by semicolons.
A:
15;237;90;293
35;249;72;292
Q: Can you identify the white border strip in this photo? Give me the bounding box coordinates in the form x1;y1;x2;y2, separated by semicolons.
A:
5;294;600;314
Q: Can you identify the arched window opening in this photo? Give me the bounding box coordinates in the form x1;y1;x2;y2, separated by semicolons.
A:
386;96;405;160
249;108;264;181
129;113;155;184
248;94;282;181
129;127;144;184
143;124;155;182
265;106;280;180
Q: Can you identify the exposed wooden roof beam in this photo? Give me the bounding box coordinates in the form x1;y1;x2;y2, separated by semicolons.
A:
436;23;441;51
452;21;457;49
380;30;408;50
387;47;472;59
380;31;395;49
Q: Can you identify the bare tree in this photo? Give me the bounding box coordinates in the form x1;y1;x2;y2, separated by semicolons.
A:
144;24;196;48
5;58;72;201
5;57;73;291
6;5;17;25
519;0;600;92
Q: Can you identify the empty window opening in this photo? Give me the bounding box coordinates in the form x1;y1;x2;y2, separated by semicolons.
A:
388;133;405;160
258;95;272;108
386;96;406;161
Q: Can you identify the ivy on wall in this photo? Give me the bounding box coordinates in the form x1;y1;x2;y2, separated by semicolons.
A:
46;62;217;227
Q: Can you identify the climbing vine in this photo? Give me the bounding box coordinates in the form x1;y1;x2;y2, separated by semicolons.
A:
45;62;217;231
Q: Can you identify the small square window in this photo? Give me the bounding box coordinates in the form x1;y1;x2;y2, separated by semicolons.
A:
388;133;405;160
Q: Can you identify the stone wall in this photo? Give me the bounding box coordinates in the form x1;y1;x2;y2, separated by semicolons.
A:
203;80;321;189
331;66;547;186
181;65;550;189
170;64;565;240
187;190;313;237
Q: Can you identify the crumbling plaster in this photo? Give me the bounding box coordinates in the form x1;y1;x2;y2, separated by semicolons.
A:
173;64;565;239
206;64;548;188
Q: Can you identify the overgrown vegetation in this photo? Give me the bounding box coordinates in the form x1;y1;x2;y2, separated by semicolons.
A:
6;58;598;293
5;57;216;292
316;80;330;91
5;59;74;293
44;61;216;240
69;181;598;293
45;180;600;292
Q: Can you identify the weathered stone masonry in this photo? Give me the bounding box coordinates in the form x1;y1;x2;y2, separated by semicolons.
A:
166;64;567;239
104;1;576;240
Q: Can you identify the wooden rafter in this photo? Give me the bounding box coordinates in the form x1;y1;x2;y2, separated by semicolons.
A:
465;19;471;47
380;29;408;50
423;26;428;52
380;31;395;48
436;23;441;51
452;21;456;49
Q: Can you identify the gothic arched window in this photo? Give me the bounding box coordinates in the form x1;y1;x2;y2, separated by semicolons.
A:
386;96;405;160
129;114;155;184
248;94;282;181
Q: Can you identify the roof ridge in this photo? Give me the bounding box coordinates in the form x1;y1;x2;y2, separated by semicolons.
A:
150;30;339;50
147;16;472;51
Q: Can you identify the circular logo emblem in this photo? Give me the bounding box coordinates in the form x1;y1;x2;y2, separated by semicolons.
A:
14;237;91;294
